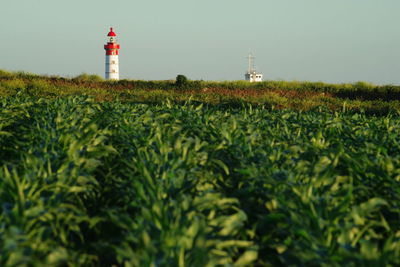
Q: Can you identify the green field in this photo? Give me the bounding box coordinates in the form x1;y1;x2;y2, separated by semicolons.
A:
1;93;400;266
1;70;400;114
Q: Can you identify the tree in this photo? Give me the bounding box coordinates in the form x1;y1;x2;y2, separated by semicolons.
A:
175;74;188;88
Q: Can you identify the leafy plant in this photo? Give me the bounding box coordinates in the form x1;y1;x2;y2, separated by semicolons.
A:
1;96;400;265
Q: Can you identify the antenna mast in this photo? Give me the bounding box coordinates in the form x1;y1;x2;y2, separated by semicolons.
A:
247;53;255;73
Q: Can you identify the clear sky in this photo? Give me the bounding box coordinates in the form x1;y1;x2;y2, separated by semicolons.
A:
1;0;399;84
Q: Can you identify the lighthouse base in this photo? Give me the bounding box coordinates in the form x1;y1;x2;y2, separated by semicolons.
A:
105;55;119;80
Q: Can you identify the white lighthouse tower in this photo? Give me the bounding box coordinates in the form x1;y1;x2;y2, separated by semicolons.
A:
245;53;263;82
104;27;120;80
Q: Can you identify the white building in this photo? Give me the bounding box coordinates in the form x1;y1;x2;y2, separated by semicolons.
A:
104;27;120;80
245;53;263;82
245;72;263;82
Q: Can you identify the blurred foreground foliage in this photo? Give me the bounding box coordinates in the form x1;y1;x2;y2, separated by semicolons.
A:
0;95;400;265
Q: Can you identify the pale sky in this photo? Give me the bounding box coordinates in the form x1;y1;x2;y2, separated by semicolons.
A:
1;0;399;84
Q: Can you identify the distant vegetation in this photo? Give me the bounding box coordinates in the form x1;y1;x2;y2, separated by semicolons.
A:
72;73;104;82
1;69;400;114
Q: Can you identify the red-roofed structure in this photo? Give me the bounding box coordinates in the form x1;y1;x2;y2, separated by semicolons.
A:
107;27;117;37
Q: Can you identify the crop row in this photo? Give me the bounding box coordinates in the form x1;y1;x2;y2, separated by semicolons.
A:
1;96;400;266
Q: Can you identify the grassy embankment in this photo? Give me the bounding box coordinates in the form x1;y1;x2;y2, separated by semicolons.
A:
1;69;400;114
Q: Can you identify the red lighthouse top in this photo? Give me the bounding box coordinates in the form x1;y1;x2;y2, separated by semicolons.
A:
107;27;117;37
104;27;120;55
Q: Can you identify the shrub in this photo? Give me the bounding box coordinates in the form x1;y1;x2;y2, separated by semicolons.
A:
73;73;103;82
175;74;188;87
0;69;15;78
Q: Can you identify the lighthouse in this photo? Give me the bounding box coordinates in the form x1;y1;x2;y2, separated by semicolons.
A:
104;27;120;80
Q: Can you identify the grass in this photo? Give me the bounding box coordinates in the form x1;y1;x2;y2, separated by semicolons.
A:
1;69;400;114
